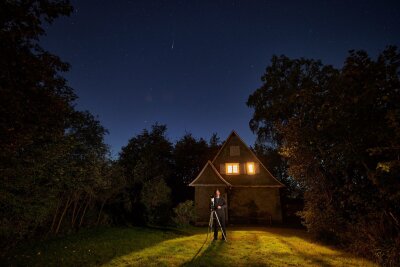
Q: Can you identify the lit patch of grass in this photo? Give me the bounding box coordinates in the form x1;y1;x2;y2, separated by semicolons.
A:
3;226;377;266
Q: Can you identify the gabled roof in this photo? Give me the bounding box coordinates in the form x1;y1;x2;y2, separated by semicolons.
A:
211;130;285;187
211;130;241;163
189;161;231;187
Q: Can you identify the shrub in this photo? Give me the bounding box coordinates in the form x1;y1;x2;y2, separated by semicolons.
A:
172;200;196;227
140;177;171;225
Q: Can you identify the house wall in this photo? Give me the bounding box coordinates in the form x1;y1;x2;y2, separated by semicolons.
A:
194;186;282;225
228;187;282;224
195;186;227;225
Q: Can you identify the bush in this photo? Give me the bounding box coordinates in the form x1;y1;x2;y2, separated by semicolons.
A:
172;200;196;227
140;177;171;225
345;213;400;267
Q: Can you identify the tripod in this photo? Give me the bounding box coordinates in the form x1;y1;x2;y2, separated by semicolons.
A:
208;209;227;242
188;209;227;264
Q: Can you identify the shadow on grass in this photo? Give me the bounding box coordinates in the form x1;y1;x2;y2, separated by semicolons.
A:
145;225;197;236
274;238;334;267
181;239;225;266
265;251;333;267
182;226;229;266
276;236;369;267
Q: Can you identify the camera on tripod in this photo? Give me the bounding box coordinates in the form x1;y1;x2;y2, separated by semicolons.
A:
210;195;216;211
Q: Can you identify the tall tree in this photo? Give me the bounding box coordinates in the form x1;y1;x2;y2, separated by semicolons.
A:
247;47;400;265
0;0;75;245
48;111;110;234
0;0;75;161
171;133;209;204
0;1;114;247
208;132;222;159
118;124;173;225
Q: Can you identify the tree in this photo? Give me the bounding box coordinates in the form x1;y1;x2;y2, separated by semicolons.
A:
247;46;400;265
118;124;173;225
0;0;75;245
208;132;222;159
141;177;171;225
48;111;110;234
252;142;302;199
0;1;116;248
170;133;209;204
0;0;75;166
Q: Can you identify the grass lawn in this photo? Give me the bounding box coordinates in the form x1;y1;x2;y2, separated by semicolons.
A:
2;226;377;266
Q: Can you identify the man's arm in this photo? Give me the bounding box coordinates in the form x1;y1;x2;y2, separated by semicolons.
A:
218;198;226;209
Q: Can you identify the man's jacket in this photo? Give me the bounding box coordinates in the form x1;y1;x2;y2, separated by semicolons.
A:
214;197;226;220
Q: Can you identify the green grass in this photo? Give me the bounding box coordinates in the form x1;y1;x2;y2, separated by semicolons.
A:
3;226;377;266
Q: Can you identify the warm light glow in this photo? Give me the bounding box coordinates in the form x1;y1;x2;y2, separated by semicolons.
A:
247;162;255;174
226;163;239;174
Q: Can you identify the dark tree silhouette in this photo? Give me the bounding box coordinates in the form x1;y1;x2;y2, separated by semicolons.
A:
0;1;114;248
115;128;222;224
0;0;74;244
247;46;400;265
117;124;173;225
170;133;209;204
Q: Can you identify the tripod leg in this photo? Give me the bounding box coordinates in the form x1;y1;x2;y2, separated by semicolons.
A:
206;210;214;241
209;211;213;229
214;211;227;241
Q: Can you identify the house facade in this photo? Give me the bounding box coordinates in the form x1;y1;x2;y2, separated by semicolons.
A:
189;131;284;225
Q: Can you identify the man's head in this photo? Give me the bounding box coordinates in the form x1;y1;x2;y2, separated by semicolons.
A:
215;189;220;197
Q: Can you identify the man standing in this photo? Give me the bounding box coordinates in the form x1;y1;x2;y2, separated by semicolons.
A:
213;189;226;241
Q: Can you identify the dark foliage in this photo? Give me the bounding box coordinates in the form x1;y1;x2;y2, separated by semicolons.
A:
172;200;196;227
117;124;174;225
247;47;400;265
116;126;222;225
170;133;209;204
0;0;119;251
252;143;304;226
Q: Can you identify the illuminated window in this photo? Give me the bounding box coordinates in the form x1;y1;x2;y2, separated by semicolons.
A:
247;162;255;175
226;163;239;174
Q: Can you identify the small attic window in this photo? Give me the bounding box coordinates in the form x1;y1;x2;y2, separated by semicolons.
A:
230;146;240;156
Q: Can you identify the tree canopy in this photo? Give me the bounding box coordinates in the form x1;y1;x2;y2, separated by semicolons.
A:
247;46;400;265
0;0;115;248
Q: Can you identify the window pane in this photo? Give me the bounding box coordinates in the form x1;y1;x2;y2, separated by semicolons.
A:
227;165;233;173
247;162;255;174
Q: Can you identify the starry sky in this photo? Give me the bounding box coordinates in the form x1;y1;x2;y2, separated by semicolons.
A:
41;0;400;157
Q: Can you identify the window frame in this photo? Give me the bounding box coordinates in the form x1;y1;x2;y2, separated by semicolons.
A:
226;163;240;175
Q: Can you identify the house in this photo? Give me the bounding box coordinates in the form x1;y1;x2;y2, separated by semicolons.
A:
189;131;284;225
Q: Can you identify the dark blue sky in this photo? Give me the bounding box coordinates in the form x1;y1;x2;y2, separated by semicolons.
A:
41;0;400;157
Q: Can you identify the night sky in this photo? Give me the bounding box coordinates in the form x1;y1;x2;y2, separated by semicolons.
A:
41;0;400;157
